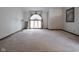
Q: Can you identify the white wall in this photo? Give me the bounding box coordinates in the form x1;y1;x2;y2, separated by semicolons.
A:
0;7;23;39
41;11;48;28
63;7;79;35
48;8;64;29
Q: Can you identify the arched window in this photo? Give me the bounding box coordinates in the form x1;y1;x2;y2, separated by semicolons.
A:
30;14;42;20
29;14;42;29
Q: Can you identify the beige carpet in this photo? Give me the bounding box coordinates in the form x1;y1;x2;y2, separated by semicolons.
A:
0;29;79;52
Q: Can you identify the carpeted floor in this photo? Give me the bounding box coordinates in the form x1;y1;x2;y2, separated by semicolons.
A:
0;29;79;52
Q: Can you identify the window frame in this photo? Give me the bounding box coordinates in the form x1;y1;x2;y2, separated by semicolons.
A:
29;20;42;29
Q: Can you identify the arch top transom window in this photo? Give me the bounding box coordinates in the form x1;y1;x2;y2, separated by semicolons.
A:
30;14;42;20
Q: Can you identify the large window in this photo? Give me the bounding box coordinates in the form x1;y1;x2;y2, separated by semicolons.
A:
30;14;42;20
29;14;42;29
30;21;41;29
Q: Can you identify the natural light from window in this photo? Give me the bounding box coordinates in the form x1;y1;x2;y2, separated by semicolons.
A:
30;14;42;29
30;14;42;20
30;21;41;28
